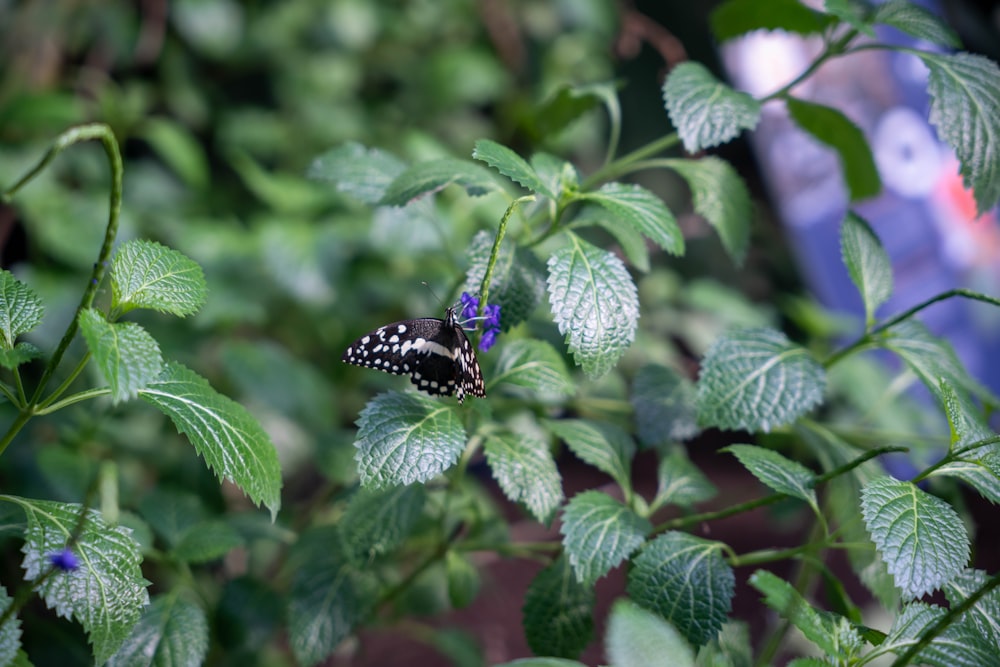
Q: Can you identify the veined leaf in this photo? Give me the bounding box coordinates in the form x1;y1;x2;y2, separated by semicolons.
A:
0;269;43;348
111;240;207;318
840;212;892;328
662;62;761;152
171;519;245;564
306;141;407;204
710;0;833;43
560;491;650;587
522;556;594;659
531;153;579;202
606;599;695;667
0;342;42;370
631;364;700;447
464;230;547;331
874;0;960;48
13;498;150;664
534;82;615;142
882;601;994;667
78;309;163;404
547;234;639;379
473;139;552;199
823;0;875;36
379;158;501;205
0;586;21;666
664;157;751;265
138;362;282;518
353;391;467;489
490;339;575;400
340;485;426;565
484;433;563;524
545;419;635;494
696;621;753;667
860;476;969;599
106;594;208;667
653;450;716;510
627;531;734;647
921;52;1000;216
943;569;1000;647
723;444;817;507
696;328;826;432
570;204;651;272
579;182;683;255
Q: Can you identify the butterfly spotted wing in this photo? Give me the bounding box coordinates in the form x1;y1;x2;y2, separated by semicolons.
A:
341;307;486;403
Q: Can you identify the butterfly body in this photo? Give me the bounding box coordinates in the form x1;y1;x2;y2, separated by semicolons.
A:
342;307;486;403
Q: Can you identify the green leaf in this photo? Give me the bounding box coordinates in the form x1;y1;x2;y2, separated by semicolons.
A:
860;476;969;599
306;141;407;205
0;586;21;666
883;601;994;667
171;519;245;564
464;230;547;331
560;491;650;587
483;433;563;524
490;339;575;400
78;309;163;404
533;83;609;141
522;556;594;659
631;364;700;448
340;485;426;565
696;328;826;432
921;52;1000;216
840;212;892;327
944;569;1000;647
379;158;501;205
141;117;210;189
579;182;684;255
723;444;817;507
823;0;875;36
606;599;695;667
545;419;635;494
445;551;481;609
547;234;639;379
0;342;42;370
628;531;735;647
138;362;283;519
710;0;832;42
111;240;208;318
749;570;844;657
353;391;468;489
0;269;43;348
664;157;751;265
570;204;651;272
531;153;579;201
786;97;881;202
473;139;552;199
873;0;960;48
653;450;717;510
662;62;762;152
106;594;208;667
137;488;205;547
695;621;753;667
13;498;150;664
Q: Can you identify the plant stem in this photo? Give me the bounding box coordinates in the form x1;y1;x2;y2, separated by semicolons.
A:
478;195;534;317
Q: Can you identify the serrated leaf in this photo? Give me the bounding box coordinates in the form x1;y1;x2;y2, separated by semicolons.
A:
749;569;842;656
938;379;994;450
545;419;635;494
560;491;650;587
78;309;163;404
379;158;501;205
531;153;579;201
580;182;683;255
654;450;717;510
874;0;960;48
570;204;651;272
106;594;208;667
340;485;426;565
840;212;892;327
138;362;282;518
786;97;881;202
628;531;735;647
464;230;547;331
921;52;1000;216
353;391;467;489
724;444;817;507
484;433;563;524
696;328;826;432
663;62;762;152
522;556;594;659
606;599;695;667
306;141;407;204
631;364;700;447
0;342;42;369
473;139;552;199
547;234;639;379
944;569;1000;646
933;448;1000;505
823;0;875;36
664;157;751;265
0;586;21;666
883;601;994;667
710;0;833;42
111;240;207;318
171;519;245;564
696;621;753;667
14;498;150;664
0;270;43;348
860;476;969;599
490;339;575;400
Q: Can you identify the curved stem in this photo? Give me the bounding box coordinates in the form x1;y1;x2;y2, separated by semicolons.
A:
478;195;534;316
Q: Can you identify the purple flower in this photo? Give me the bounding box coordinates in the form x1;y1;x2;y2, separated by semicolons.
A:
458;292;502;352
479;327;498;352
49;548;80;572
460;292;479;321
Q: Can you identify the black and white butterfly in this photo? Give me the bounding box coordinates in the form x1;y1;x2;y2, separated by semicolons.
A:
341;307;486;403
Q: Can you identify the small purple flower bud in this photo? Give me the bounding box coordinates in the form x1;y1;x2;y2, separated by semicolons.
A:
479;327;498;352
49;548;80;572
460;292;479;321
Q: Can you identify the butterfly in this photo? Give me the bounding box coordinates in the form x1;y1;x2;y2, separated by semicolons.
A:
341;306;486;403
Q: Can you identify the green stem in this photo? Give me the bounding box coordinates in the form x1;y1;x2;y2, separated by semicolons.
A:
37;352;92;410
582;134;681;189
478;195;534;316
36;388;112;416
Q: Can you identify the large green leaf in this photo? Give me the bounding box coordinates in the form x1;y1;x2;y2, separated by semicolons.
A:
631;364;699;447
464;230;547;332
379;158;501;205
522;556;594;659
78;309;163;404
138;362;282;518
723;444;817;508
171;519;244;564
559;491;650;587
106;594;208;667
0;269;43;348
627;531;734;647
353;391;467;488
111;240;207;318
696;328;826;432
662;62;761;152
579;182;683;255
0;586;21;665
880;601;994;667
873;0;960;48
653;449;716;511
340;485;426;565
943;569;1000;646
306;141;407;204
483;433;563;524
547;234;639;378
840;212;892;328
710;0;832;42
490;339;575;400
860;476;969;598
605;599;695;667
545;419;635;494
473;139;553;199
